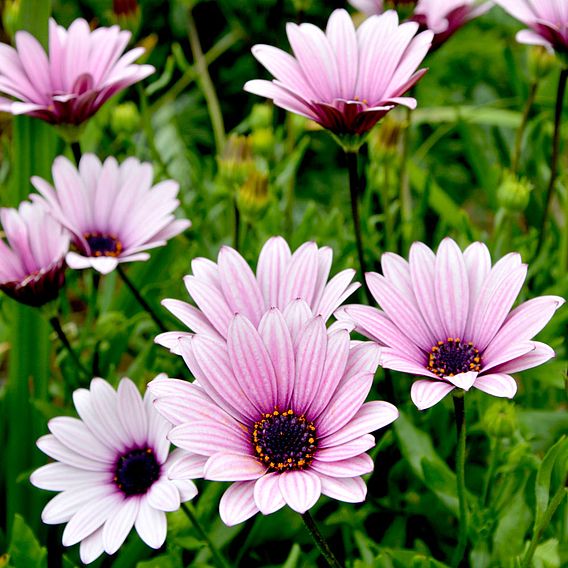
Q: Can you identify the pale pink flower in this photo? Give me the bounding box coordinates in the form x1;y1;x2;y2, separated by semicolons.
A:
336;238;565;410
0;200;69;307
0;18;153;128
495;0;568;55
349;1;492;49
155;236;360;354
31;154;190;275
244;9;432;138
30;377;197;564
149;311;398;525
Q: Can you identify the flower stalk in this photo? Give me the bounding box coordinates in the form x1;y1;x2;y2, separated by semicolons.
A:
301;511;344;568
452;393;468;567
48;315;90;380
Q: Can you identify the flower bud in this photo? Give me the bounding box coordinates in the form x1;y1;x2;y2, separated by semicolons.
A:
236;170;270;220
482;401;517;439
528;46;557;81
368;112;405;161
110;102;141;136
111;0;141;36
249;103;273;131
251;128;274;157
497;171;532;212
217;134;255;190
2;0;19;41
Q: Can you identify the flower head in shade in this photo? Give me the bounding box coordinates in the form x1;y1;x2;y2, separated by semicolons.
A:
149;311;398;525
155;236;360;354
30;377;197;564
336;238;565;410
495;0;568;56
0;19;153;133
349;1;492;50
31;154;190;275
0;200;69;307
244;9;432;145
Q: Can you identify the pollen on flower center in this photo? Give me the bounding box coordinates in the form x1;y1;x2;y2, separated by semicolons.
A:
113;448;161;496
427;337;481;377
84;232;123;257
252;409;317;472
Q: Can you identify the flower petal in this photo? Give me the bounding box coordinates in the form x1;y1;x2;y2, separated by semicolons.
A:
253;472;286;515
204;453;267;482
219;481;259;526
278;470;321;513
410;379;455;410
473;373;517;398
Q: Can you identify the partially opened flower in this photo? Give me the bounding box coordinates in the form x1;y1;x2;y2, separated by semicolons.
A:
149;310;398;525
336;238;565;410
155;237;360;353
30;377;197;564
0;18;154;134
349;1;492;49
244;9;432;144
31;154;190;274
495;1;568;55
0;200;69;307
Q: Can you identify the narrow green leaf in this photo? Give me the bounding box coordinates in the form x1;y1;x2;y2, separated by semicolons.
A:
7;514;46;568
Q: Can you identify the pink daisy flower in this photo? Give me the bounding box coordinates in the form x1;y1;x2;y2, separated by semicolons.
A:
349;1;492;49
0;200;69;307
155;236;360;354
0;18;153;129
30;377;197;564
149;310;399;525
336;238;565;410
495;0;568;55
31;154;191;275
244;9;432;139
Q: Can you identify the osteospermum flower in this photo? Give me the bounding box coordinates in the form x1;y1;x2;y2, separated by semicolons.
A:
495;0;568;55
244;9;432;141
349;0;492;49
30;377;197;564
149;310;398;525
0;18;153;131
0;200;69;307
31;154;190;274
155;236;360;353
336;238;565;410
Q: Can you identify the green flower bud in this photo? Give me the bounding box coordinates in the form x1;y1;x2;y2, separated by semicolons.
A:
217;134;255;191
368;112;405;161
111;0;141;36
110;102;141;136
482;401;517;439
236;170;269;220
497;171;533;212
2;0;19;41
528;46;557;81
251;128;274;157
249;104;273;131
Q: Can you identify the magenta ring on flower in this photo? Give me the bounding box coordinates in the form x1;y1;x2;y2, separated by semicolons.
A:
31;154;191;275
30;377;198;564
149;309;399;525
336;238;565;410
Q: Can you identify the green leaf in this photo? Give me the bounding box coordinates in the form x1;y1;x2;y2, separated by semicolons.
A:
7;515;46;568
535;436;568;528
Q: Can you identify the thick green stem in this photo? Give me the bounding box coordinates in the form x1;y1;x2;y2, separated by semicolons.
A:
48;316;90;380
481;436;500;507
521;478;567;568
511;81;538;173
452;394;468;567
301;511;344;568
180;503;231;568
535;68;568;257
117;265;168;333
346;151;373;304
187;8;226;154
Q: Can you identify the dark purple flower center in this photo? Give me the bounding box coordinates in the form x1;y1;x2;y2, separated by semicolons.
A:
427;337;482;378
114;448;160;496
84;232;123;257
252;409;317;472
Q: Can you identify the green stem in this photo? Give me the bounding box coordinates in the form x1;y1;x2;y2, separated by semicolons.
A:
511;81;538;173
180;503;231;568
521;478;567;568
535;68;568;257
187;8;226;154
234;199;240;252
70;141;82;165
301;511;344;568
345;150;373;304
399;106;412;252
481;436;500;507
48;315;90;380
452;393;468;568
116;265;168;333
